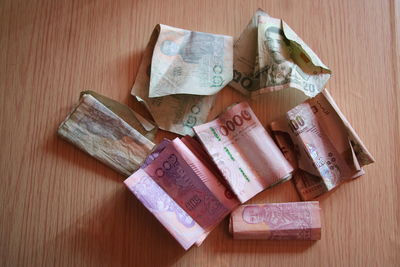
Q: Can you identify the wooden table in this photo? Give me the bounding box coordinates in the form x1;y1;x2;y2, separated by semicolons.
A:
1;0;399;266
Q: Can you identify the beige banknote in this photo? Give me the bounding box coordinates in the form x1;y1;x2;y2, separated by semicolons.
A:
132;24;233;135
230;202;321;240
58;92;156;176
270;89;375;200
230;9;331;98
194;102;293;203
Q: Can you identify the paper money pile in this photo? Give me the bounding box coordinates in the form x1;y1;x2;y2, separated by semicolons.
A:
58;9;374;250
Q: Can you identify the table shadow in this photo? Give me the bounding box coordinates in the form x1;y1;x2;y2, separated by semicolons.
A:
41;187;187;267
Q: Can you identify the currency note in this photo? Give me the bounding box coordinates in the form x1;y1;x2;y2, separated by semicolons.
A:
194;102;294;203
178;136;240;209
143;138;238;228
230;9;331;98
149;24;233;97
132;24;233;135
124;142;206;250
229;202;321;240
126;137;238;249
270;89;375;200
58;92;155;176
271;130;328;200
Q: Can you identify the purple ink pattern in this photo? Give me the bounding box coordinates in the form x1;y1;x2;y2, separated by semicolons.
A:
129;171;196;228
133;139;196;227
141;139;171;169
144;142;228;228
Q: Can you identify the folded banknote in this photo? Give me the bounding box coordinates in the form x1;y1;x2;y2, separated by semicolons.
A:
125;141;207;250
125;137;239;250
230;202;321;240
194;102;294;203
230;9;331;98
132;24;233;135
58;91;156;176
270;89;375;200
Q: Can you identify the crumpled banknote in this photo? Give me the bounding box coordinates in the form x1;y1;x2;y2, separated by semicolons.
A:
270;89;375;200
230;9;331;98
132;24;233;136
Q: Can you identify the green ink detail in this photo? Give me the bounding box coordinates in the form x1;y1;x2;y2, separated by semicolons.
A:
210;127;221;141
239;167;250;182
224;147;235;161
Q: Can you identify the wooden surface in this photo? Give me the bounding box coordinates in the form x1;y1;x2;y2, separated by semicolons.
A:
0;0;399;266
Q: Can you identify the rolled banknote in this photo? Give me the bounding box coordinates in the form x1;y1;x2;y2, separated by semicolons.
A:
132;24;233;135
229;202;321;240
58;91;156;176
230;8;331;98
270;89;375;200
194;102;294;203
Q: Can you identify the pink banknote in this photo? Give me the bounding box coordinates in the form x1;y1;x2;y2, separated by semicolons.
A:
125;141;206;250
230;202;321;240
143;138;238;228
125;168;206;250
270;89;375;200
125;137;239;249
194;102;294;203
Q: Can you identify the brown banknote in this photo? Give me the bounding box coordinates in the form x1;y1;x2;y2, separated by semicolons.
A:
230;9;331;98
270;89;375;200
230;201;321;240
58;91;156;176
132;24;233;135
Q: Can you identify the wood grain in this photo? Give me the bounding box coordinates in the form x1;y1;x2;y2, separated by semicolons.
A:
0;0;399;266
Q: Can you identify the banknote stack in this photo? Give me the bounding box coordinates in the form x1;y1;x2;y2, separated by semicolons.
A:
57;8;374;249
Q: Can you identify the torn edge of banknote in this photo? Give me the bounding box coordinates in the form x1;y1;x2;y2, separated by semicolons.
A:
269;89;375;200
131;24;222;136
229;8;331;98
58;91;156;176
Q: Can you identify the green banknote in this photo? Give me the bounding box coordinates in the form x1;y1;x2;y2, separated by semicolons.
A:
230;9;331;97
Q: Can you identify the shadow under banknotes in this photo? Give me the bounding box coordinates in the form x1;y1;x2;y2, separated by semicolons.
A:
39;187;187;266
